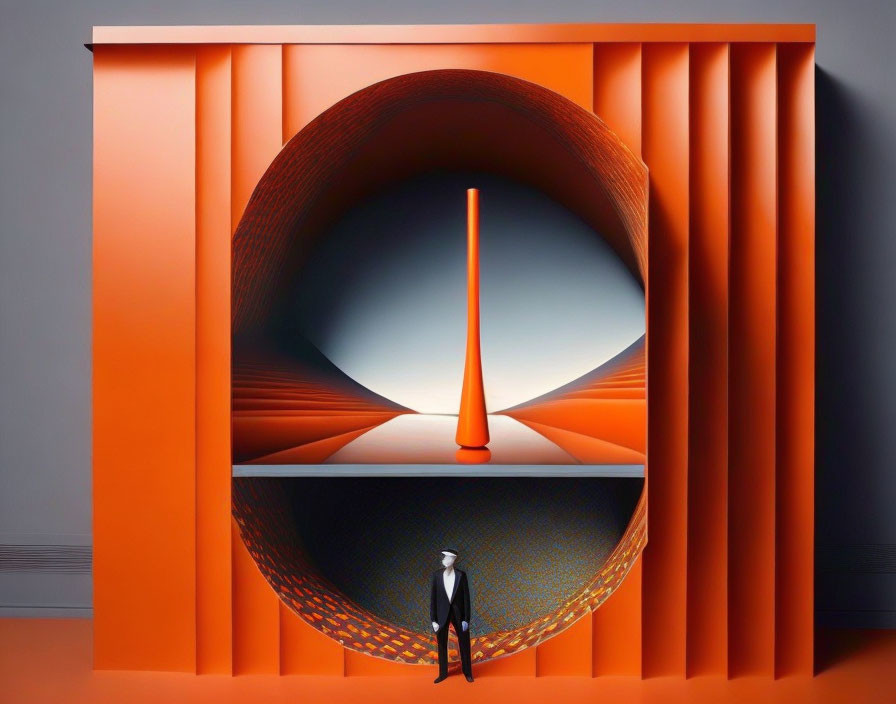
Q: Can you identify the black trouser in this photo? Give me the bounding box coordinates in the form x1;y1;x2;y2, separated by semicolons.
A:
436;610;472;677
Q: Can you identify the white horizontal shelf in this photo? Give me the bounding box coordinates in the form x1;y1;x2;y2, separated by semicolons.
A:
232;464;644;478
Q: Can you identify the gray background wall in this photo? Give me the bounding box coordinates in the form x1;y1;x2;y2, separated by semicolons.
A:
1;1;894;626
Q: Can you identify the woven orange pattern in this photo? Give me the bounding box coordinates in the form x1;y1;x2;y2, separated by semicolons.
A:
233;480;645;664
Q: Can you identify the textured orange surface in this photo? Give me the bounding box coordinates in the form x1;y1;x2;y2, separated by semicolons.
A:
230;342;410;463
501;341;646;456
232;478;646;665
641;42;690;678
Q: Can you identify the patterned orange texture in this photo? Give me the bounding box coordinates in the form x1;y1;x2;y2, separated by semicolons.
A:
232;479;645;666
91;25;814;678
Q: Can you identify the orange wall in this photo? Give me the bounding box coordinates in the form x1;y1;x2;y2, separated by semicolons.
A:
92;26;815;677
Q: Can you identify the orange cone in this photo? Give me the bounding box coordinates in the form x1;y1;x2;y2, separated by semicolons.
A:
456;188;490;449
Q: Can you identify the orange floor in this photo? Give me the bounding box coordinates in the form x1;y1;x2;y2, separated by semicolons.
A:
1;619;893;703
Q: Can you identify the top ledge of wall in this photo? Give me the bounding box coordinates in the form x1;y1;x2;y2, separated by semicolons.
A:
87;23;816;48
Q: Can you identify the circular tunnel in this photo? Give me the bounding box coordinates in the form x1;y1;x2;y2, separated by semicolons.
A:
231;68;649;664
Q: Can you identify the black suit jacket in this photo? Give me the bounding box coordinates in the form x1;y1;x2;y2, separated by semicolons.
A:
430;568;471;629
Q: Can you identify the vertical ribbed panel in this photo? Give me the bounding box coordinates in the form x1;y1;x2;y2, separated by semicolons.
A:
728;43;778;677
91;31;815;677
686;42;730;678
641;43;690;678
591;41;644;678
231;44;283;235
195;45;233;675
279;602;344;675
231;517;280;674
229;44;284;675
92;45;198;672
593;42;643;157
775;42;815;678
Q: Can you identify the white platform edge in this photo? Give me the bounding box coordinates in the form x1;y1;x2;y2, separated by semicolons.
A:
232;464;645;478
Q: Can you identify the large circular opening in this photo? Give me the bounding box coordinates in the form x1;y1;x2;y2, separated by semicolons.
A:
231;68;647;664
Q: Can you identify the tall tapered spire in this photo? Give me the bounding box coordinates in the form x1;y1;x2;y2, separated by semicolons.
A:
456;188;490;449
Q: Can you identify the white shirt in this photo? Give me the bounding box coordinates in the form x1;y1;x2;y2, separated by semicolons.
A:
443;568;456;601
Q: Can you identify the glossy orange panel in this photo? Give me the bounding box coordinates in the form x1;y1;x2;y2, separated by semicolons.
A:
536;612;593;676
686;42;730;678
592;557;642;676
641;42;690;678
279;602;344;675
231;44;282;234
775;42;815;678
195;44;233;675
282;42;593;137
728;43;777;677
593;43;642;158
232;517;280;674
92;44;197;672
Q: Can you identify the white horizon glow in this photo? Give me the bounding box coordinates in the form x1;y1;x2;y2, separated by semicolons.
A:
292;172;645;414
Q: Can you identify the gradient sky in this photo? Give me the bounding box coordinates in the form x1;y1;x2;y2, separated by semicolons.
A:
288;170;645;413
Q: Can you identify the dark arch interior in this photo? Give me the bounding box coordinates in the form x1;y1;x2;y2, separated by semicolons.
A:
234;477;643;635
279;476;643;634
232;69;646;339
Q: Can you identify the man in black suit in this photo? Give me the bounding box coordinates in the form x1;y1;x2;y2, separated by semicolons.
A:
430;548;474;683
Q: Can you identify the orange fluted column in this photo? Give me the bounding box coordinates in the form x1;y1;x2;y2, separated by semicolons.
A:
591;41;644;678
641;42;690;678
93;44;198;672
775;42;815;678
195;44;234;675
686;42;730;677
728;43;777;677
456;188;490;448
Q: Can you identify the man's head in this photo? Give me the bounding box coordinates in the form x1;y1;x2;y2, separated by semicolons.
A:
441;549;458;568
